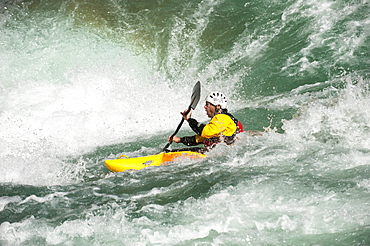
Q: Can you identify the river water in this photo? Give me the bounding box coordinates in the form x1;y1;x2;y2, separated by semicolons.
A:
1;0;369;245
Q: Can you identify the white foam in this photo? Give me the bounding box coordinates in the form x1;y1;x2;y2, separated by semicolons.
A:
0;196;22;211
0;21;196;185
282;77;370;147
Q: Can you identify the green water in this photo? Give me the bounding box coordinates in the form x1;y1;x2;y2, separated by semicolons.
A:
1;0;369;245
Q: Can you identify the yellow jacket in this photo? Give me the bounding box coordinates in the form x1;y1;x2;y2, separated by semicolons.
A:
195;113;237;144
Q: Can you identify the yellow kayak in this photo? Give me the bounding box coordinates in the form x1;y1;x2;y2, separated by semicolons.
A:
105;151;206;172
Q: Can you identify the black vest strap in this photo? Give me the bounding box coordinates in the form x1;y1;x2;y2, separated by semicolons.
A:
222;113;239;128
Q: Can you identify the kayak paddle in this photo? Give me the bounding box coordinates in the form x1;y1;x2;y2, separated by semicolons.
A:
163;81;201;152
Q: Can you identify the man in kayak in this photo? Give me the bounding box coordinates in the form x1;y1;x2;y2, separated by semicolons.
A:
167;92;244;153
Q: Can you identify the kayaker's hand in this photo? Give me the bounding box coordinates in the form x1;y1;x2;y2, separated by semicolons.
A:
168;135;181;143
181;109;192;121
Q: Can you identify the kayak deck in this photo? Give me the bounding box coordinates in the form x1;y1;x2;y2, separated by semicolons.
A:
105;151;206;172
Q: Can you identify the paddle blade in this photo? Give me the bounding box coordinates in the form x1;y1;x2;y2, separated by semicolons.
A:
190;81;201;110
162;81;201;152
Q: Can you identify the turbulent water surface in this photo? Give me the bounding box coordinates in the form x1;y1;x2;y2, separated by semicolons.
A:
1;0;370;245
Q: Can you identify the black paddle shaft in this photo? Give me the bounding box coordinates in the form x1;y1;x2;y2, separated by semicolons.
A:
162;82;201;151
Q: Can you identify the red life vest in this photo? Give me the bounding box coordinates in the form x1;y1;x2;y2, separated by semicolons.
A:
237;120;244;133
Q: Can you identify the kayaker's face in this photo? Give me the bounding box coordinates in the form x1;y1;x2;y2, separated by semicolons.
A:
204;101;216;118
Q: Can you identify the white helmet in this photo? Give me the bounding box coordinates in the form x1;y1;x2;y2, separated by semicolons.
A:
206;92;228;109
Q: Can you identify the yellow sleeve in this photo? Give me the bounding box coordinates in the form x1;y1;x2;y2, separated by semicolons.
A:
195;135;205;143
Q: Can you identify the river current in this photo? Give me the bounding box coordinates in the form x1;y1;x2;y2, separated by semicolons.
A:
1;0;369;245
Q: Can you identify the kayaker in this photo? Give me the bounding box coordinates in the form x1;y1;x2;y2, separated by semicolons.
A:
167;92;244;153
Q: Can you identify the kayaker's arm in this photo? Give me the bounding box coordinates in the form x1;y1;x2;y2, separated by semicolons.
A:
187;118;205;135
168;134;203;146
180;136;198;146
